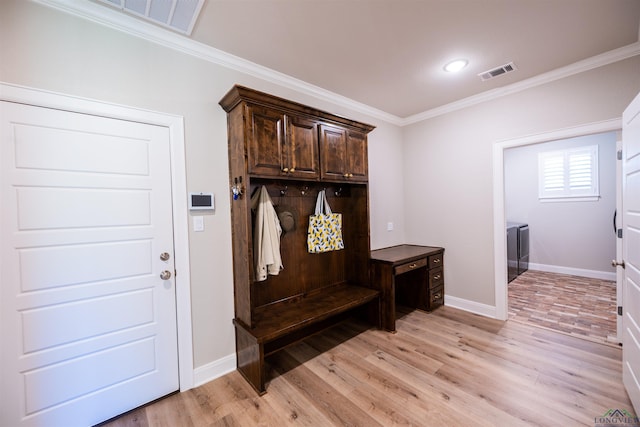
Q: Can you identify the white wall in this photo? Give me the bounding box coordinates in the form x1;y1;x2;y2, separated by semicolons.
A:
0;0;406;377
402;57;640;307
504;132;617;277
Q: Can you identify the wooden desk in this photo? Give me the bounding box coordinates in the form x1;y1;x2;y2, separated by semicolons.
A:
370;245;444;332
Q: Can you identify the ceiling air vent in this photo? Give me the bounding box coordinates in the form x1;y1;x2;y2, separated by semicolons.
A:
478;62;517;81
98;0;205;35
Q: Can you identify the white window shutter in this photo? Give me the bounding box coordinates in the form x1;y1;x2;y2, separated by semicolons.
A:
541;154;564;193
538;145;599;201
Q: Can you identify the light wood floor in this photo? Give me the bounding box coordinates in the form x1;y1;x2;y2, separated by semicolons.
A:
102;306;631;427
508;270;617;344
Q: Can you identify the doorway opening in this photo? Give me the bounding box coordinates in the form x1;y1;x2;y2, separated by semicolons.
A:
493;119;622;344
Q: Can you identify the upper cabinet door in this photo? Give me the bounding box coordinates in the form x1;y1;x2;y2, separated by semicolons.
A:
319;124;368;182
319;124;348;181
246;104;285;176
346;131;368;182
285;115;319;179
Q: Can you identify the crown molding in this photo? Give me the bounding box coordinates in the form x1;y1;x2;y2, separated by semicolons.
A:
29;0;640;128
31;0;404;126
402;42;640;126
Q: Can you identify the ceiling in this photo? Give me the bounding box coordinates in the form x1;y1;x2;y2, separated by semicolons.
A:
84;1;640;120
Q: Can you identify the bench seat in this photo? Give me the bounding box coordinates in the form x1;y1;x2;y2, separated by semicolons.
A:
233;283;380;394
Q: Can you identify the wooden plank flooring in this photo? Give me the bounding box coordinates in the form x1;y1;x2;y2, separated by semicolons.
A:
101;306;632;427
508;270;617;344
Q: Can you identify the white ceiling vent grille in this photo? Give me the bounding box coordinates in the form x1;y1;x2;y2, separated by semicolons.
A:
478;62;517;81
99;0;205;35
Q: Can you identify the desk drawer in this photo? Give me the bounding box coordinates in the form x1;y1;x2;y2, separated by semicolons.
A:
429;267;444;286
428;253;443;269
429;285;444;309
394;258;427;275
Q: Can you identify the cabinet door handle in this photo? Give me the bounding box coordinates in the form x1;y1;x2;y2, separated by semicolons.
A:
290;167;295;172
344;173;350;177
283;167;289;173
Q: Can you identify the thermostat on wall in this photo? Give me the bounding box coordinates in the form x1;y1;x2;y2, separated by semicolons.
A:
189;192;214;211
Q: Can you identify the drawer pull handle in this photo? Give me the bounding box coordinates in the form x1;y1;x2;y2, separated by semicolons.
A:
433;258;441;263
433;293;441;300
409;263;417;269
433;274;441;280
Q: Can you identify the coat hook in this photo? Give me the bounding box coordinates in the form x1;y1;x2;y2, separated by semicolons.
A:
334;187;343;197
280;185;288;196
300;185;309;196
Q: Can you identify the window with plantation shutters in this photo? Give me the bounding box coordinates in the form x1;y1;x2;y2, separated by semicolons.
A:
538;145;599;201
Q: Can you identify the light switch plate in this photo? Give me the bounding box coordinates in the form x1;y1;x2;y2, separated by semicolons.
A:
193;216;204;232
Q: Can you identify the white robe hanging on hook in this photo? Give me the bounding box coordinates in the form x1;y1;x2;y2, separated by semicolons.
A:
251;186;284;281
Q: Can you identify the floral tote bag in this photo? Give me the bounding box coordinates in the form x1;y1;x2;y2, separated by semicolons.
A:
307;190;344;253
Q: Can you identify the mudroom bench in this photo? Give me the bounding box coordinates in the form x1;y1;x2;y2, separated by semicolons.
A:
233;283;379;394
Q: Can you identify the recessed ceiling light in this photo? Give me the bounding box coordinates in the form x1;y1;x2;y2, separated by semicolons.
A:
443;59;469;73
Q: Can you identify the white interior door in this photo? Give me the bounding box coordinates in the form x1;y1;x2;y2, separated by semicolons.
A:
0;101;179;426
622;91;640;413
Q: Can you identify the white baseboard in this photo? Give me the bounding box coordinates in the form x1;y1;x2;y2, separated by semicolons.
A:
192;354;236;388
444;295;497;319
528;263;616;281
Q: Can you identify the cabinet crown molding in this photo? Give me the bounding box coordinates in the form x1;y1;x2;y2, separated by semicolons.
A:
219;85;375;134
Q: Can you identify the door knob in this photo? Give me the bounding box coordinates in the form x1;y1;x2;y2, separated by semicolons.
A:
160;252;170;261
611;260;625;268
160;270;172;280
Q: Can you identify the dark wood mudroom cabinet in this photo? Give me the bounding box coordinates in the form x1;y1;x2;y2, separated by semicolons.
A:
219;85;380;394
370;245;445;332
